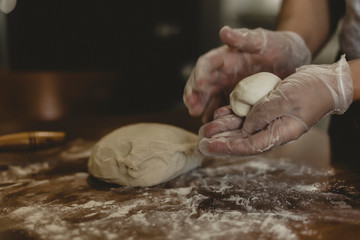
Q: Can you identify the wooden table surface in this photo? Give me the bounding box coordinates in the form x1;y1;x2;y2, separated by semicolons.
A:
0;107;359;240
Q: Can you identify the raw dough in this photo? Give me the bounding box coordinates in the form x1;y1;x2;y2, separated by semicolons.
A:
230;72;281;117
88;123;202;187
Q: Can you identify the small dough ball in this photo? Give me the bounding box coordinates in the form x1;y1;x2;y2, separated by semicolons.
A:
230;72;281;117
88;123;202;187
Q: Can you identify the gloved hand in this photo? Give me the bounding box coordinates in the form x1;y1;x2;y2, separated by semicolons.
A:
198;55;353;156
183;26;311;123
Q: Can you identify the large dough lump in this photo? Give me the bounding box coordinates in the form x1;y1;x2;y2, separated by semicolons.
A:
88;123;202;187
230;72;281;117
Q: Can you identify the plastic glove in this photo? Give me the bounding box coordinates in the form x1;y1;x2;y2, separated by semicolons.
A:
198;55;353;156
183;26;311;123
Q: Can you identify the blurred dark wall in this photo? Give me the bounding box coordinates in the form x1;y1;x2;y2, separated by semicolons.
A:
4;0;207;117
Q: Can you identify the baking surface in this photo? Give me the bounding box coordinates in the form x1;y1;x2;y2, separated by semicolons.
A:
1;108;360;240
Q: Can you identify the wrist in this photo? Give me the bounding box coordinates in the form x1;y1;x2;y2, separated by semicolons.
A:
349;58;360;101
325;55;353;114
294;55;353;115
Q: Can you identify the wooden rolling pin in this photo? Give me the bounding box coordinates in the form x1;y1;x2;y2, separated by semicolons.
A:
0;131;66;150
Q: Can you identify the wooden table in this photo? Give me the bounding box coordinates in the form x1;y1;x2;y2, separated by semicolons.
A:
1;108;359;240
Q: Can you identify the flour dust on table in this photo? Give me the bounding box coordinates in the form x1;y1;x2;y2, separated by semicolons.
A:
3;154;360;240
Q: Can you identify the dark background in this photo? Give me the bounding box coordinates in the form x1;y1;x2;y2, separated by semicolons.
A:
0;0;221;120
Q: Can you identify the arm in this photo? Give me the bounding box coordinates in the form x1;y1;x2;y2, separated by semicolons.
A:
277;0;331;56
350;59;360;101
278;0;360;101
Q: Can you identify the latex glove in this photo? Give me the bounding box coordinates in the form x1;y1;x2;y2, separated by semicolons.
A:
183;26;311;123
198;55;353;156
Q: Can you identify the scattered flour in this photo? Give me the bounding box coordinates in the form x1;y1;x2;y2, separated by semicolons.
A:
9;162;50;178
3;154;360;240
293;184;320;192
